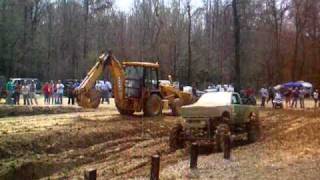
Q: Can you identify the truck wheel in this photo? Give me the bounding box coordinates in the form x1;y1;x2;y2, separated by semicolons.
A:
170;98;182;116
169;123;185;151
116;104;134;115
247;113;261;143
215;123;230;152
144;94;163;117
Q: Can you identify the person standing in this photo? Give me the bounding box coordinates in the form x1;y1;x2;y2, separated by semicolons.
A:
5;80;14;104
291;88;299;108
101;81;110;104
56;80;64;104
260;87;268;107
29;81;38;105
267;87;275;106
313;89;319;108
67;82;75;105
284;88;292;108
43;82;50;104
21;81;30;105
14;81;21;105
106;80;112;97
299;88;305;108
49;81;55;104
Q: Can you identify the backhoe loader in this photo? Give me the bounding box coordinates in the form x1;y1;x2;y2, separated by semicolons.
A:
74;51;193;116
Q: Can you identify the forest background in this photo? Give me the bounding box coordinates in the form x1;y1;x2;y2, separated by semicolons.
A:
1;0;319;90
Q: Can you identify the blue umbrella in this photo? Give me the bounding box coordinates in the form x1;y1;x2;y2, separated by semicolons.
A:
283;82;303;88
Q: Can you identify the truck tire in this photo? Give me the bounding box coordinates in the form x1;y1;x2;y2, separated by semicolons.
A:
116;104;134;116
143;94;163;116
170;98;182;116
215;123;230;152
247;113;261;143
169;123;185;151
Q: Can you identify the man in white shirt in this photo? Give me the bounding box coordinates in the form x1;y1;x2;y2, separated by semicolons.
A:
95;81;102;91
227;85;234;92
56;80;64;104
260;87;268;107
21;81;30;105
28;81;38;105
101;80;110;104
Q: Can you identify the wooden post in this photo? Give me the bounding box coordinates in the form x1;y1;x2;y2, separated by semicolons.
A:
223;134;231;159
190;142;198;169
150;154;160;180
208;119;212;138
84;168;97;180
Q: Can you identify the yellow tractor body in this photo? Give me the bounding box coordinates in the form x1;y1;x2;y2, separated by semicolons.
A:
74;52;193;116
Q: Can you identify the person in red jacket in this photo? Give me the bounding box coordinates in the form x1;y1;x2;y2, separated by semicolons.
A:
43;82;50;105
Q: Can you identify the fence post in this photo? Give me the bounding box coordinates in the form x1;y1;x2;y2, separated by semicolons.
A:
223;134;231;159
150;154;160;180
84;168;97;180
190;142;198;169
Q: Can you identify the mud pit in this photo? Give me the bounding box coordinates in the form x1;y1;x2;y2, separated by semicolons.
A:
161;108;320;179
0;105;186;179
0;103;319;179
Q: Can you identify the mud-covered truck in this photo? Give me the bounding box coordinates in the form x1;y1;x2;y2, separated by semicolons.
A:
169;92;260;151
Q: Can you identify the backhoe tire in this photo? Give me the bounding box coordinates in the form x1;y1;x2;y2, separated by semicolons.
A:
116;104;134;116
170;98;182;116
169;123;185;151
247;113;261;143
143;94;163;117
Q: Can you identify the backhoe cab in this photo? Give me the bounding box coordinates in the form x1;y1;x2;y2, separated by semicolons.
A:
75;52;193;116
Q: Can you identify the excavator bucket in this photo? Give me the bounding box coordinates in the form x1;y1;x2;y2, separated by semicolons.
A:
76;89;101;108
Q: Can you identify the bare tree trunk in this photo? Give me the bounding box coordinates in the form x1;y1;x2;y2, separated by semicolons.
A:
83;0;89;60
292;24;300;81
187;2;192;84
232;0;241;92
47;3;53;80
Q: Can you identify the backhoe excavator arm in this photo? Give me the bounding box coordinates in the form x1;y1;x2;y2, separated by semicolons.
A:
74;52;125;109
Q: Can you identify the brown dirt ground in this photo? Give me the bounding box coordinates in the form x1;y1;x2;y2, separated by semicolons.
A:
0;99;187;180
160;108;320;180
0;99;319;179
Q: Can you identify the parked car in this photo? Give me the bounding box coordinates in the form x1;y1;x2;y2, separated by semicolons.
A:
169;92;261;151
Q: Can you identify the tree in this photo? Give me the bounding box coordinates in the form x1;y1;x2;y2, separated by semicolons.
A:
187;1;192;84
232;0;241;92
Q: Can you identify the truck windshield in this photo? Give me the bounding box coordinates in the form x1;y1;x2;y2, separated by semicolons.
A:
232;94;241;104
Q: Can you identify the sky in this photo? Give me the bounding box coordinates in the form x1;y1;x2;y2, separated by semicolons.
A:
114;0;203;12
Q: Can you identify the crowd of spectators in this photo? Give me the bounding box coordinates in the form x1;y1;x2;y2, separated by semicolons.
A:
5;80;38;105
42;80;67;105
260;86;319;108
3;79;112;106
95;80;112;104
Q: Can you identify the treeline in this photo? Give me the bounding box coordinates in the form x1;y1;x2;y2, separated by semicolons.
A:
0;0;319;89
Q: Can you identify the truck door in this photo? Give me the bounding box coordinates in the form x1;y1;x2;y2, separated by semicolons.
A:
231;93;244;124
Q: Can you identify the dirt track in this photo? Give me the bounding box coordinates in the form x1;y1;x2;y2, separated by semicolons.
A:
0;104;187;180
161;108;320;179
0;100;319;179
